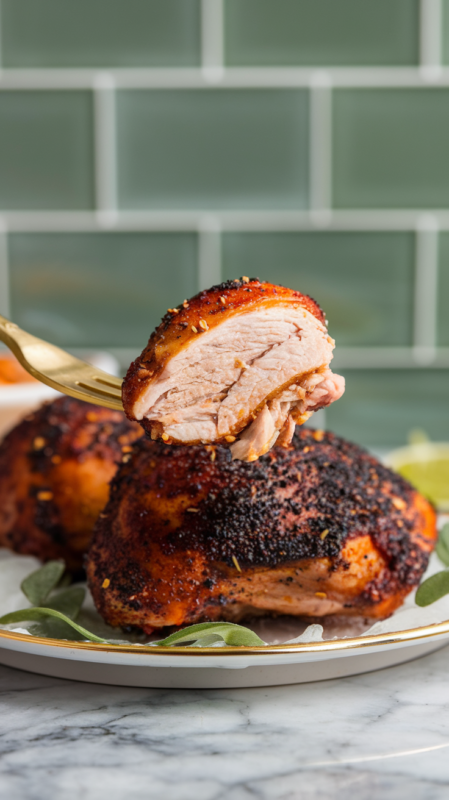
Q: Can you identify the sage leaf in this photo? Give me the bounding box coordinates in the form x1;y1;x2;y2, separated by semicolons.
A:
58;573;73;589
45;587;85;619
28;617;87;642
436;540;449;567
156;622;265;647
0;607;107;643
440;522;449;545
26;588;87;640
193;634;225;647
436;523;449;567
415;571;449;606
21;561;65;606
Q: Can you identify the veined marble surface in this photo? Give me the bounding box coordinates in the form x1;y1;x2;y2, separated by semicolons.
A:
1;646;449;800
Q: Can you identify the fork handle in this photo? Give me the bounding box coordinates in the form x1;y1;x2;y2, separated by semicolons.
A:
0;314;124;409
0;314;35;372
0;313;84;384
0;314;26;361
0;313;16;335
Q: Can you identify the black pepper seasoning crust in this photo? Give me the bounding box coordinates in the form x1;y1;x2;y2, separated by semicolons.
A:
87;428;436;630
101;430;430;567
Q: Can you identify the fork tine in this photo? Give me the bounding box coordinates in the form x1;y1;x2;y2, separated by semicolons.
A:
91;375;123;389
75;378;122;398
75;381;123;402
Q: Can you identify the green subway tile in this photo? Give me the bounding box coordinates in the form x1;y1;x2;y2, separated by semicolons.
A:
225;0;419;67
9;233;198;348
0;91;94;211
443;0;449;64
117;90;309;210
438;233;449;346
326;369;449;448
2;0;201;68
334;89;449;209
222;232;414;346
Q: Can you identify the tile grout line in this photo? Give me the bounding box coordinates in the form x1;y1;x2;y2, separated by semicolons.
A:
420;0;443;78
0;209;442;232
5;67;449;91
201;0;224;83
93;72;118;225
198;0;229;304
413;215;439;365
309;72;333;221
198;217;222;291
7;209;449;231
0;218;10;318
0;0;3;72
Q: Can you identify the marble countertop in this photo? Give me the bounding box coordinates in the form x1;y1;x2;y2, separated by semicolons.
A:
1;645;449;800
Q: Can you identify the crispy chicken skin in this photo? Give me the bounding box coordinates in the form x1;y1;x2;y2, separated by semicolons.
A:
87;429;436;633
0;396;141;571
122;278;345;461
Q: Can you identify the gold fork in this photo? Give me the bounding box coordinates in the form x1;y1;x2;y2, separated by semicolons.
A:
0;314;123;411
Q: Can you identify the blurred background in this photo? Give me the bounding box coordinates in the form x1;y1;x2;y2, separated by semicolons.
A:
0;0;448;450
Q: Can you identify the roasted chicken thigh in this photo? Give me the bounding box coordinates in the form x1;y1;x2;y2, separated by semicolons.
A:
87;429;436;633
0;396;141;570
123;279;345;461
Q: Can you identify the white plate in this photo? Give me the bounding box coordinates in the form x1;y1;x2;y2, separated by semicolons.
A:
0;622;448;688
1;546;448;688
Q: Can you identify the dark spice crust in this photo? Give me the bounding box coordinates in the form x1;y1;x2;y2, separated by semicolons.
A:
87;429;437;630
122;278;326;424
0;396;141;570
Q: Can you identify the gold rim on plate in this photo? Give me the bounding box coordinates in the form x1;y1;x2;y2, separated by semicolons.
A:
1;618;449;657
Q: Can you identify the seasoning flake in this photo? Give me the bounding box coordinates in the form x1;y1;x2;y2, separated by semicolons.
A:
232;555;242;572
37;490;53;501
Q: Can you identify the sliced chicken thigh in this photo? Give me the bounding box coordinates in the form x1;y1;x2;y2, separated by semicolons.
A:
123;279;345;461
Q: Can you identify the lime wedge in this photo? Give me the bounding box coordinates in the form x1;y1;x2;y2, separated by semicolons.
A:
385;443;449;511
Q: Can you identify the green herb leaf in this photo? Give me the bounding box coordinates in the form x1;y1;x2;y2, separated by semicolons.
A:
0;607;107;643
25;588;87;640
44;587;85;619
436;540;449;567
156;622;265;647
21;561;65;606
57;572;73;589
436;523;449;567
188;634;225;647
416;571;449;606
440;522;449;547
27;617;87;642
